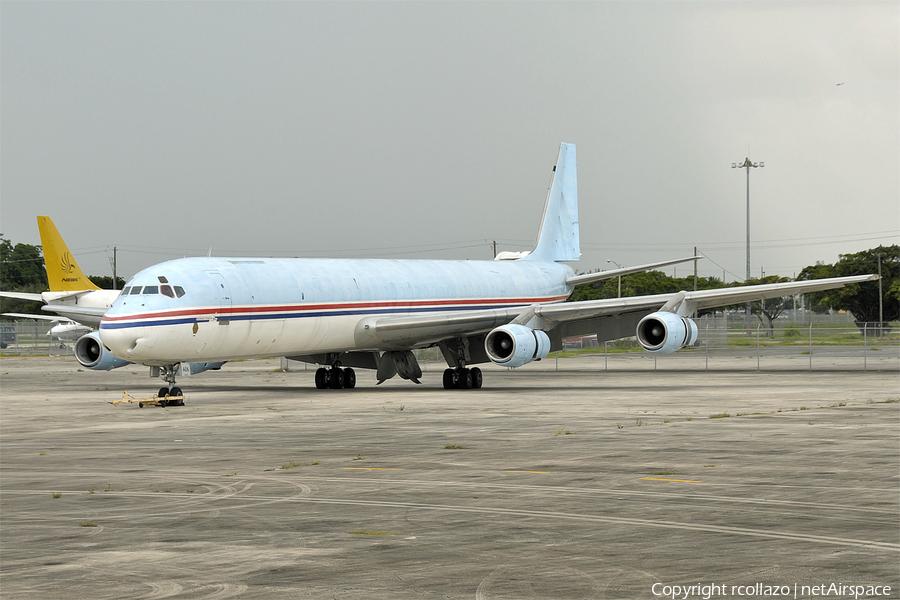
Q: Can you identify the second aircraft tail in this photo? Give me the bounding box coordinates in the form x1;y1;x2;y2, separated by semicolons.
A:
37;216;101;292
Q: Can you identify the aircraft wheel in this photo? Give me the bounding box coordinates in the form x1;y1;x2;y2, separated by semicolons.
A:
171;387;183;398
470;367;483;389
343;368;356;389
329;368;344;389
442;369;454;389
158;387;170;398
315;368;328;389
457;368;473;390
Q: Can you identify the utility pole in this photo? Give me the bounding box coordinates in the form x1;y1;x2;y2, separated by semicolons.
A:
492;240;497;259
693;247;698;292
733;156;764;330
878;253;883;335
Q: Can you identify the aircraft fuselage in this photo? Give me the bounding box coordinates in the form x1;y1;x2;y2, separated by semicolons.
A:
100;257;574;365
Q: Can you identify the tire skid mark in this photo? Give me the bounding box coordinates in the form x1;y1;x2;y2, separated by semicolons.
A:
286;496;900;552
296;475;898;515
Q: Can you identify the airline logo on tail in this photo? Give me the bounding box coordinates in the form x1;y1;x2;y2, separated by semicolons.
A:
37;216;101;292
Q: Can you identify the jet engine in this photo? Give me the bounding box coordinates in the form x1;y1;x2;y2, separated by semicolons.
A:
636;312;699;354
75;332;132;371
484;324;551;368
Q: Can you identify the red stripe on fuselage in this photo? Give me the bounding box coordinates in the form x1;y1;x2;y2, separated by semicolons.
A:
101;295;571;323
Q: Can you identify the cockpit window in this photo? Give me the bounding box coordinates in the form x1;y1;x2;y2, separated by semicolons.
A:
174;286;186;298
130;286;143;295
160;285;175;298
122;286;131;295
142;286;159;295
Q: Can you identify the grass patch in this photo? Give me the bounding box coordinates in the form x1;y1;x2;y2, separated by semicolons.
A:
353;454;364;461
79;521;98;527
650;470;675;476
52;492;62;498
281;460;302;470
709;413;731;419
349;530;398;536
442;444;465;450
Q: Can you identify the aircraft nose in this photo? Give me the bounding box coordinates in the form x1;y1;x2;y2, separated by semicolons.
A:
100;326;155;358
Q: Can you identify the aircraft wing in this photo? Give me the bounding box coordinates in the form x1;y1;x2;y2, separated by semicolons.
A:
0;291;44;302
2;312;70;322
41;304;107;328
362;274;878;348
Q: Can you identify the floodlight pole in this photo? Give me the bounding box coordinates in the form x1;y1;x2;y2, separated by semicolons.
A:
732;157;764;329
607;259;623;298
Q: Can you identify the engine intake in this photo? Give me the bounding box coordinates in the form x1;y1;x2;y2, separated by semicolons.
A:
485;324;551;368
636;312;699;354
75;332;132;371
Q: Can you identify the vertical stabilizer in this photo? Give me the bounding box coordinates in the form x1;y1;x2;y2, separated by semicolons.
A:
37;216;101;292
521;143;579;262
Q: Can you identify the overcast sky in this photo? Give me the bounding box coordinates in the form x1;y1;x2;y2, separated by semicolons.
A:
2;1;898;284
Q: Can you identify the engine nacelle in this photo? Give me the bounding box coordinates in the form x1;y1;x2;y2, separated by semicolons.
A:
484;324;551;368
636;312;699;354
75;332;132;371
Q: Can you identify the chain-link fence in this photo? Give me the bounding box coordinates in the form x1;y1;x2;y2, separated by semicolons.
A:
3;318;898;372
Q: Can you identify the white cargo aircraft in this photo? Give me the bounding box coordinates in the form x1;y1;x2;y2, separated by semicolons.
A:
0;216;119;327
72;144;875;399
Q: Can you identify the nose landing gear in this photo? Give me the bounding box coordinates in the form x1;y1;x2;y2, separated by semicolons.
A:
150;365;185;406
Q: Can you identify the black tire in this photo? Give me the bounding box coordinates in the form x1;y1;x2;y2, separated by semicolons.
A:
170;387;183;398
158;387;169;398
329;368;344;389
470;367;483;389
443;369;454;389
458;368;473;390
315;368;328;389
343;368;356;389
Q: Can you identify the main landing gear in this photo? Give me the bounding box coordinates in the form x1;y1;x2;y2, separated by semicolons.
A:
442;367;483;390
315;365;357;390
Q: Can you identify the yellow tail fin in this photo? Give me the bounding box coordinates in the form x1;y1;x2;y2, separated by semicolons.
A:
37;216;101;292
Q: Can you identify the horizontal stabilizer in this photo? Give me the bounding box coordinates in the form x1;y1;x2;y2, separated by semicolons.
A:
566;256;702;287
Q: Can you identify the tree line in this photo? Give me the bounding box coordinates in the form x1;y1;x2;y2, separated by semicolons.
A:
570;245;898;333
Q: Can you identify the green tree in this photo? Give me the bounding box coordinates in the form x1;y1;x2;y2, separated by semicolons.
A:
799;245;899;333
741;276;792;336
88;275;126;290
569;269;725;315
0;237;47;317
